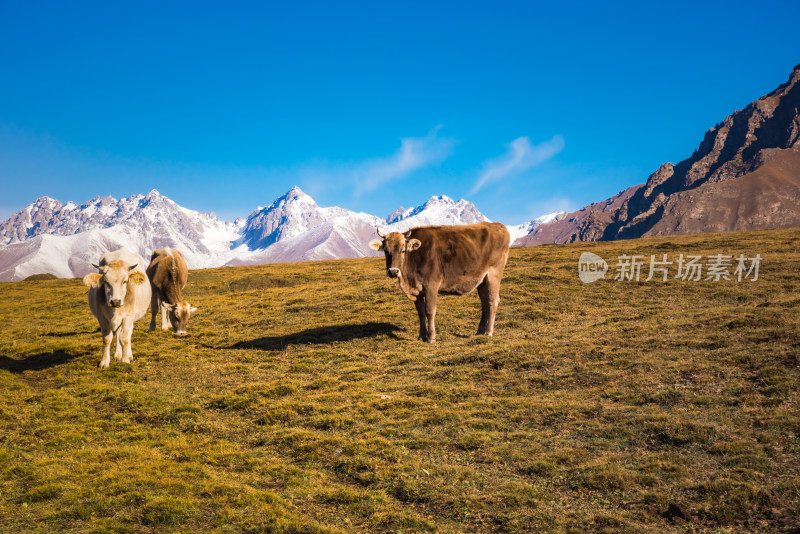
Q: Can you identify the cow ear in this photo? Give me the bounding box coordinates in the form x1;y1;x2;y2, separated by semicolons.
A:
406;239;422;251
129;272;146;285
189;306;197;314
368;239;384;251
83;273;103;288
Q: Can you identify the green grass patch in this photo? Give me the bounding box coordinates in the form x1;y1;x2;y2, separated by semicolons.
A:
0;228;799;532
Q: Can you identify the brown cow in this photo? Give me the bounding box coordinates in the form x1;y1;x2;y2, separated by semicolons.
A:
83;248;152;368
146;248;196;335
369;221;510;343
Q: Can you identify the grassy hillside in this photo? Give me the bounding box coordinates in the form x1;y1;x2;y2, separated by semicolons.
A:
1;228;799;533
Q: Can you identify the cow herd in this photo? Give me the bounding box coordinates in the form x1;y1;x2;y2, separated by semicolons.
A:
83;247;197;368
83;222;510;368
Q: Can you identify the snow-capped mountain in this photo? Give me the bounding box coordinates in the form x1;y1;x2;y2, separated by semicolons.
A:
228;187;384;266
228;216;383;266
236;186;382;250
0;186;548;281
507;211;566;245
383;195;488;232
0;190;243;281
0;191;238;249
228;191;498;267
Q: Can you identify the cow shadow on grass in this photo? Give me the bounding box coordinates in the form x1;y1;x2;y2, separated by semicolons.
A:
227;322;403;351
0;350;83;373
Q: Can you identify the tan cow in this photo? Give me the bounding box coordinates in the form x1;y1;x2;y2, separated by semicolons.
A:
83;248;152;368
146;247;196;335
369;222;510;343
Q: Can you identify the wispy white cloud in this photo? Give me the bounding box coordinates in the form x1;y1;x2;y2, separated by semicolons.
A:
353;127;456;195
471;135;564;195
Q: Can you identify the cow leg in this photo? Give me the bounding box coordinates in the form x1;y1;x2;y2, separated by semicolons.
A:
99;325;113;369
476;272;500;336
414;295;428;341
120;318;134;364
161;302;172;331
114;326;124;360
424;286;439;343
476;276;490;334
149;291;158;331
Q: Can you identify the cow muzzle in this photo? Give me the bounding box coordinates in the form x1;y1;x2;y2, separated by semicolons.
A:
387;268;401;278
110;299;123;308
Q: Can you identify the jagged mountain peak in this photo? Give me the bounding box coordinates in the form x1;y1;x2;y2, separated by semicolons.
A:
250;186;316;215
783;63;800;86
386;206;406;222
32;196;59;205
383;195;489;231
239;187;364;250
143;189;165;201
277;185;312;203
387;195;466;223
422;194;454;206
286;185;306;197
87;194;116;204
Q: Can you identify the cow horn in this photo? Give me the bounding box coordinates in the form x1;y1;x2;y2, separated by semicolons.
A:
404;229;413;238
376;228;386;238
128;263;138;272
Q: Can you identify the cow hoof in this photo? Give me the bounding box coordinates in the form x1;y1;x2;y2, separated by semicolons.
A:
98;362;109;369
148;326;156;332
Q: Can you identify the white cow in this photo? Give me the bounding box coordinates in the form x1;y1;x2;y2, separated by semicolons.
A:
83;248;152;369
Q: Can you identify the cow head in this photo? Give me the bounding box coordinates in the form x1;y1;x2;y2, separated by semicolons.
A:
369;229;421;278
161;301;197;336
83;260;146;308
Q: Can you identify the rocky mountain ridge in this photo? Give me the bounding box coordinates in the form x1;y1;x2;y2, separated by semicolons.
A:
522;63;800;245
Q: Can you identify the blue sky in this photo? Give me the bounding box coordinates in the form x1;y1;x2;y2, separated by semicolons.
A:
1;1;798;224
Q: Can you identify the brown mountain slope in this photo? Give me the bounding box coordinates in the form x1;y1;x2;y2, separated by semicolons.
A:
638;147;800;236
518;185;640;245
520;64;800;246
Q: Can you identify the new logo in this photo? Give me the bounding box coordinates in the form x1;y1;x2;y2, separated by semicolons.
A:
578;252;608;283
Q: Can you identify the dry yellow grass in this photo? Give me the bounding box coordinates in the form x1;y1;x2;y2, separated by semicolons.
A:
1;227;799;532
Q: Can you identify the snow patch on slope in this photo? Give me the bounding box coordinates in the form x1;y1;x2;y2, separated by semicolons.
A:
507;212;566;245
